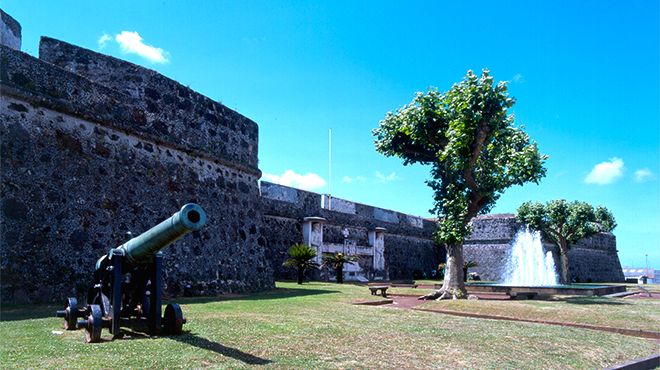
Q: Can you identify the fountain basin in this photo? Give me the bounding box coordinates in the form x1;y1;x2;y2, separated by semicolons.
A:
463;282;626;296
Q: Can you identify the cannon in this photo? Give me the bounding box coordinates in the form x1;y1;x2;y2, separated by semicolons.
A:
56;203;206;342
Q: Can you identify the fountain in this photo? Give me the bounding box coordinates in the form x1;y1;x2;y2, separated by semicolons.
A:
465;228;626;296
503;228;558;286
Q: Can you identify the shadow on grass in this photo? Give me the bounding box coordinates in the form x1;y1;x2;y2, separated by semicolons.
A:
1;287;340;322
0;305;60;322
168;332;272;365
557;297;630;306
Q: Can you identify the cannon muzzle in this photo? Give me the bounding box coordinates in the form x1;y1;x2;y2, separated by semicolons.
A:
120;203;206;263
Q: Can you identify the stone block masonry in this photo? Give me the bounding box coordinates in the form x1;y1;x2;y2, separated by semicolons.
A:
39;37;259;172
1;36;273;303
261;182;443;281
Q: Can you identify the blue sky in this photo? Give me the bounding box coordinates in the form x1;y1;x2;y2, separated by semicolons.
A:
5;1;658;268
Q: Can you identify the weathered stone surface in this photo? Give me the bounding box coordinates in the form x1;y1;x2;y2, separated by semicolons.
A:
261;182;443;280
0;44;273;304
38;37;259;173
0;9;21;50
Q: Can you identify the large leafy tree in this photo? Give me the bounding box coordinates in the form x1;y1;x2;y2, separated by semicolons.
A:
373;70;547;299
517;200;616;284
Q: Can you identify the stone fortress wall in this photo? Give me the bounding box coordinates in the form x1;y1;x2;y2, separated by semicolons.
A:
260;182;441;282
0;10;624;304
0;10;273;304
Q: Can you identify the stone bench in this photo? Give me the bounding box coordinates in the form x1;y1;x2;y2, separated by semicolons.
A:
369;286;389;297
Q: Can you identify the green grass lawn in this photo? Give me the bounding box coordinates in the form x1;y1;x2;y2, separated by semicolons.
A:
419;295;660;332
1;282;657;369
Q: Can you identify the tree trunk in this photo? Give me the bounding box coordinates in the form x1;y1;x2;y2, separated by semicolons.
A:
558;241;570;284
297;267;304;285
420;243;467;300
336;265;344;284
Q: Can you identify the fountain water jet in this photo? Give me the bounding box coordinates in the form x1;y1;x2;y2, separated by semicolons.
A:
503;228;558;286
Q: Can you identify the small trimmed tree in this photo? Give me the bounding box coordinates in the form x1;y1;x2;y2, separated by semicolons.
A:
374;70;547;299
322;253;357;284
283;244;319;285
517;200;616;284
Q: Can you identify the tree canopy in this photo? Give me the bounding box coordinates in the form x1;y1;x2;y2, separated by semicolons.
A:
517;200;616;243
374;70;547;243
374;70;547;298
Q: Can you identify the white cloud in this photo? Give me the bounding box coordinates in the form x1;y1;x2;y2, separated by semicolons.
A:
262;170;326;191
98;33;111;50
634;168;654;183
115;31;169;64
342;175;367;184
512;73;525;83
375;171;399;183
585;157;624;185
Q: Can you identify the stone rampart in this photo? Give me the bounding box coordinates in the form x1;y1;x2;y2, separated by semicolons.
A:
0;37;273;303
261;182;442;280
39;37;259;173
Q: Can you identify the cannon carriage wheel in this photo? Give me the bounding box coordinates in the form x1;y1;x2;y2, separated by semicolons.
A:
84;305;103;343
163;303;184;335
61;297;78;330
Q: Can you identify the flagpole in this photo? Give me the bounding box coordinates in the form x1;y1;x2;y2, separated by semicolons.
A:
328;128;332;210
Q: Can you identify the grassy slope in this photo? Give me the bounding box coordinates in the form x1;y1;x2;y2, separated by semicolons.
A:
0;282;657;369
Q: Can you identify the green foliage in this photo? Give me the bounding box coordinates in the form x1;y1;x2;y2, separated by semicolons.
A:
374;70;547;245
283;244;319;284
283;243;318;268
517;200;617;249
321;252;357;269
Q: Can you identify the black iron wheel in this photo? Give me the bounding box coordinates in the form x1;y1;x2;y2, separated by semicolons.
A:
84;304;103;343
63;297;78;330
163;303;184;335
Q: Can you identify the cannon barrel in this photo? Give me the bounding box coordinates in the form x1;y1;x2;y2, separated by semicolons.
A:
120;203;206;263
95;204;206;270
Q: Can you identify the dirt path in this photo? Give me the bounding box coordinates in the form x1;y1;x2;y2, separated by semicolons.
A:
384;295;424;309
